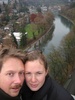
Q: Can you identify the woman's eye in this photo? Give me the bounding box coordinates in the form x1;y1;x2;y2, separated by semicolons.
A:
37;72;42;75
25;73;31;76
25;73;30;75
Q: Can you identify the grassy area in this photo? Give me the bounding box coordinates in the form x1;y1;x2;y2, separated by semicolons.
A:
25;23;38;39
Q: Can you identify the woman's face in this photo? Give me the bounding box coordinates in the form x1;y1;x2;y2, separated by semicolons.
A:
24;59;48;91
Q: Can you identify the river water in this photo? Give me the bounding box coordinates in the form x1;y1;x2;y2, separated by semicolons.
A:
41;15;73;56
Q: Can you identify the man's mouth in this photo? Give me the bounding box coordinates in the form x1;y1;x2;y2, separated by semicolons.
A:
11;85;21;91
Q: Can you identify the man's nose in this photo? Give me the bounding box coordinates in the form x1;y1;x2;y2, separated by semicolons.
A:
15;75;21;84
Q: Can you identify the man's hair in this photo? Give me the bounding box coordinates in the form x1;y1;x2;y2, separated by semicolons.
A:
25;50;48;70
0;47;25;72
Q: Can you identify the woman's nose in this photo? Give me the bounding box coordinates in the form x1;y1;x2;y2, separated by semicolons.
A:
31;75;36;82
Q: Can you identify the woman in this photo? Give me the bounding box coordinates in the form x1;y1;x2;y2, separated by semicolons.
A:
21;50;74;100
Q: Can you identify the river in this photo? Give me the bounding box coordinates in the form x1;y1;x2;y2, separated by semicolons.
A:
25;15;73;57
41;15;73;56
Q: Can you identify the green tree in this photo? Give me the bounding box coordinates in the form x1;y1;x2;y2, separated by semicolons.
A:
48;46;68;85
20;33;27;48
61;31;75;70
36;7;41;13
33;32;36;40
20;28;27;48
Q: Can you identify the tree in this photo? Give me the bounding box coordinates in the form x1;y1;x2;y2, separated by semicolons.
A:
30;14;37;22
33;32;36;40
36;7;41;13
45;11;54;26
20;28;27;48
34;13;45;33
48;46;68;85
61;31;75;70
0;7;2;13
20;33;27;48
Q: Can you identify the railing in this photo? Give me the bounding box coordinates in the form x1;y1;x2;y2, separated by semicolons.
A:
71;95;75;100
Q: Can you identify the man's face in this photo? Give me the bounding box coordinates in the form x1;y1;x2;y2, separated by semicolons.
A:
25;59;48;91
0;57;24;97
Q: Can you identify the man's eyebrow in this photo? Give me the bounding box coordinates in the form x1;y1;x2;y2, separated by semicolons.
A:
6;70;15;73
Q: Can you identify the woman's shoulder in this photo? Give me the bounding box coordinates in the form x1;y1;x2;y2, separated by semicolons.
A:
47;76;74;100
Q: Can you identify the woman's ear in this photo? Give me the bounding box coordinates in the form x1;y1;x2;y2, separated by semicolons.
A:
45;68;48;76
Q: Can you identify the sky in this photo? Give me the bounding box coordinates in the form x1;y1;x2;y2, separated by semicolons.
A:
0;0;8;4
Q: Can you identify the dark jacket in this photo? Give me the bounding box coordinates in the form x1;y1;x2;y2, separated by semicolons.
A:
21;75;74;100
0;88;21;100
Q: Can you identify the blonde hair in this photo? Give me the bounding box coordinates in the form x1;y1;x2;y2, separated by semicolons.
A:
0;47;25;71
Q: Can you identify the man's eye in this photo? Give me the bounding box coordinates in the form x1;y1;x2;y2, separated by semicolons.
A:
7;73;14;77
19;71;25;75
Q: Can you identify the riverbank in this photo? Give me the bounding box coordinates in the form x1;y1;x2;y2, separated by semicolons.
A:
58;13;75;94
24;24;54;51
58;14;75;25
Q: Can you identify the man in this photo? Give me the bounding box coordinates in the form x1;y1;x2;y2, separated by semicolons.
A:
0;47;25;100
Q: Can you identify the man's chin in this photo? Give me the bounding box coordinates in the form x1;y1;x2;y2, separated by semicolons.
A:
10;92;19;97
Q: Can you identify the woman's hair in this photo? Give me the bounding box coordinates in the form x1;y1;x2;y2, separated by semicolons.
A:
0;46;25;72
25;50;48;70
